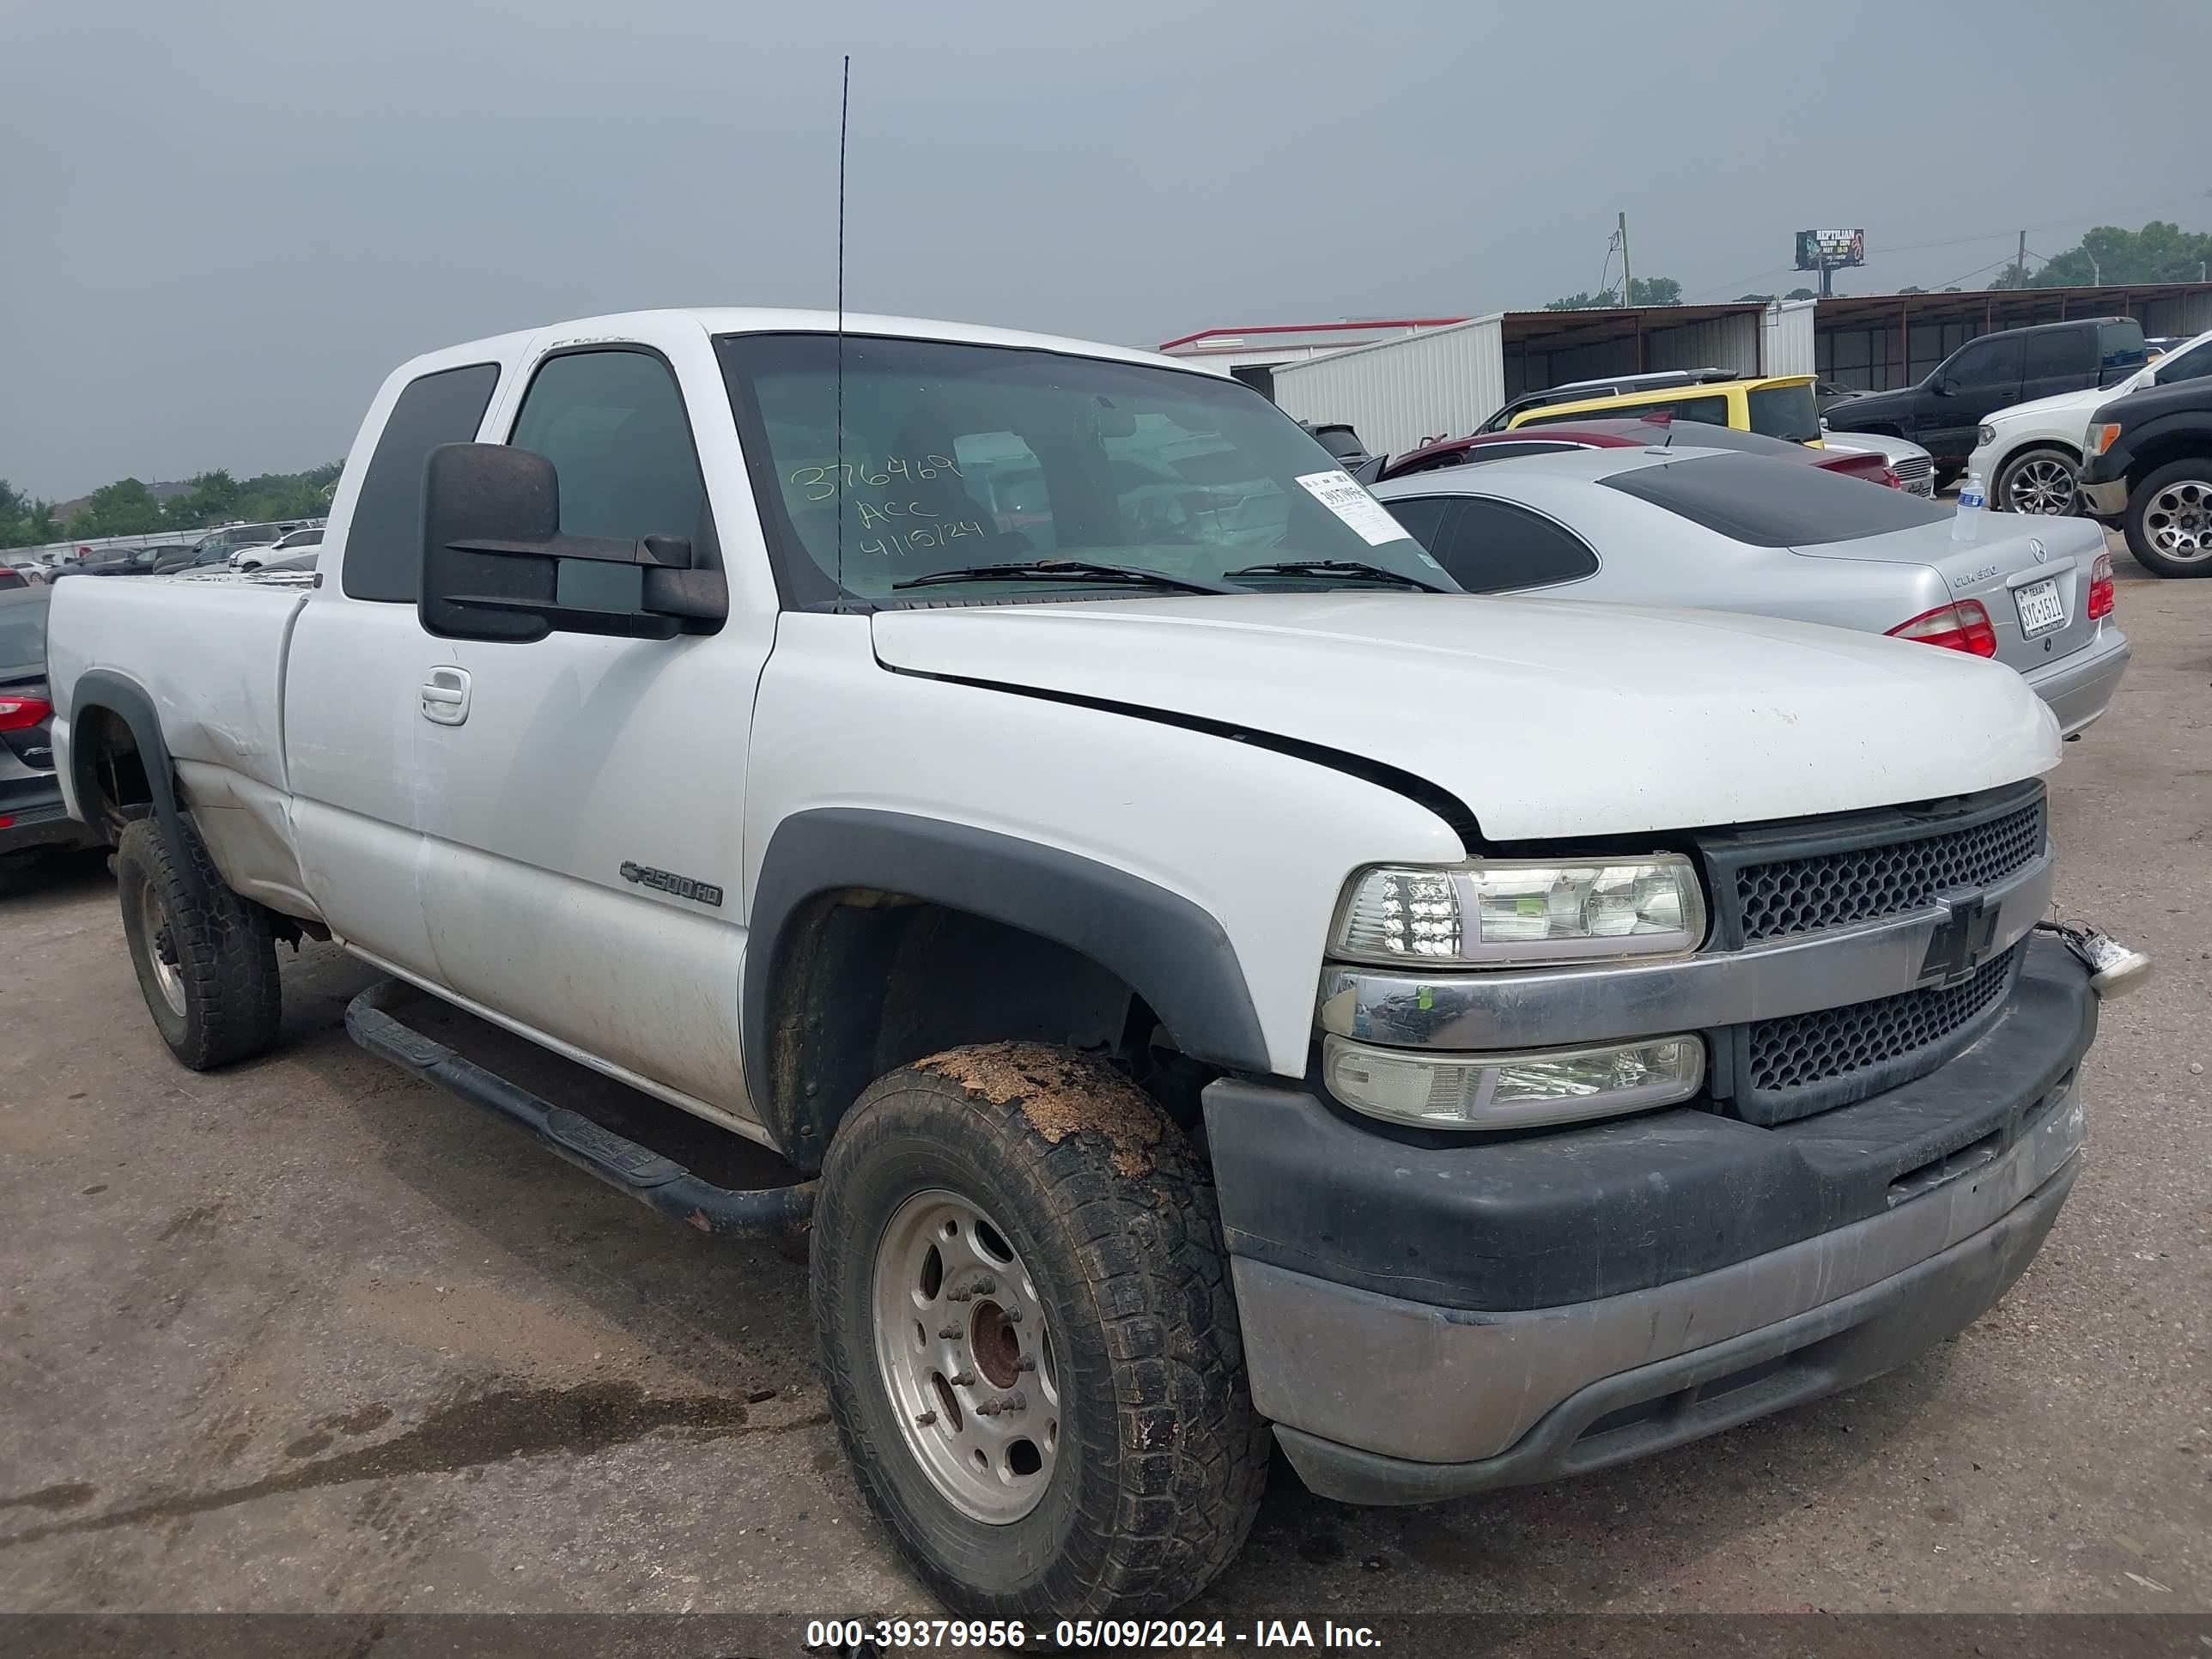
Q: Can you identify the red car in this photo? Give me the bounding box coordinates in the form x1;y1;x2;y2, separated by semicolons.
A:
1377;416;1902;488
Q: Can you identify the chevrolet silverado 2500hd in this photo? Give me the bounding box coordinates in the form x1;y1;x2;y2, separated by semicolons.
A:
49;309;2123;1618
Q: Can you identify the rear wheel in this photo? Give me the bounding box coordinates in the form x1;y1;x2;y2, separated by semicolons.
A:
812;1043;1268;1619
116;817;282;1068
1993;446;2081;516
2123;459;2212;577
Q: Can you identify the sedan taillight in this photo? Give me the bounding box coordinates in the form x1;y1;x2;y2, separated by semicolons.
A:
2087;552;2115;620
1888;599;1998;658
0;693;53;732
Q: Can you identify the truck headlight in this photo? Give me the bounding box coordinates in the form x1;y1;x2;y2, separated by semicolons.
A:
1322;1033;1705;1130
1977;423;1996;447
1331;856;1705;967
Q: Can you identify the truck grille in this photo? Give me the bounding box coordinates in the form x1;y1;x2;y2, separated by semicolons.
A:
1732;941;2026;1123
1893;455;1935;497
1735;795;2045;944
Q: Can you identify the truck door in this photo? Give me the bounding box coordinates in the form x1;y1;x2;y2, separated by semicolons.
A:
1927;333;2024;462
407;328;775;1127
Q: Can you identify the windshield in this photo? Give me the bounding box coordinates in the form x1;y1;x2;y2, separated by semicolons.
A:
1747;382;1820;444
716;333;1450;605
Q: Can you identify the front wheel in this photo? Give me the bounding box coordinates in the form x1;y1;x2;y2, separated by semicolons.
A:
1993;446;2081;516
812;1043;1268;1619
2123;459;2212;577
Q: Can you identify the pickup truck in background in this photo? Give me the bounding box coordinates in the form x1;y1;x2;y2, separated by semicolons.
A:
2077;371;2212;577
1824;316;2148;485
46;308;2131;1618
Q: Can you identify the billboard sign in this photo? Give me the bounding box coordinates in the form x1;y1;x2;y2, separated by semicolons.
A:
1796;228;1866;270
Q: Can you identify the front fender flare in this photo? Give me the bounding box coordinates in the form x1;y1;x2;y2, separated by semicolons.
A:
743;807;1271;1141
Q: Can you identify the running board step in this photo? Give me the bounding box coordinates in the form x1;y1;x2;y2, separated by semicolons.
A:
344;978;816;1239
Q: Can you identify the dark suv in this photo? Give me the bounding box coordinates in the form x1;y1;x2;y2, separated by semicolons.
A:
1824;317;2148;482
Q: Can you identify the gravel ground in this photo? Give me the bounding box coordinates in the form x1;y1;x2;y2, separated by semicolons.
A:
1;541;2205;1643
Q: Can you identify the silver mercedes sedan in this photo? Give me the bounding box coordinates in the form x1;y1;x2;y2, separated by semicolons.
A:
1372;445;2130;737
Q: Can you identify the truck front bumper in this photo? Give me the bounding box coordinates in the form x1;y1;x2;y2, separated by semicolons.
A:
1205;938;2094;1505
2077;475;2129;520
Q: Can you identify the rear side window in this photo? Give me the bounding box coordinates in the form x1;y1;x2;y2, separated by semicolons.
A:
2098;319;2148;374
343;363;501;602
1382;495;1454;549
2024;329;2094;380
1747;383;1820;443
1432;497;1601;592
1602;453;1949;547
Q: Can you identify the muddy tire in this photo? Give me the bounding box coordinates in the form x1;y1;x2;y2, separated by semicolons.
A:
812;1042;1268;1619
116;817;282;1070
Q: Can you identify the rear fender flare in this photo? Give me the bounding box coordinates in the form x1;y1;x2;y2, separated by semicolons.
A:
66;669;182;838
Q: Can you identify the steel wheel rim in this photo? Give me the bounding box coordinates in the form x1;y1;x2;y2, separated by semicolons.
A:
2005;457;2077;515
872;1188;1061;1523
138;878;186;1018
2144;479;2212;562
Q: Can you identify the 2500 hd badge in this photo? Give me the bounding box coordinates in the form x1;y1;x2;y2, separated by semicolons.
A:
617;860;725;907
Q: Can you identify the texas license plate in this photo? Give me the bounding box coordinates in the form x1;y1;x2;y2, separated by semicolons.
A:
2014;579;2066;636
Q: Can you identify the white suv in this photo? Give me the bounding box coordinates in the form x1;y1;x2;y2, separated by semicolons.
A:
1970;327;2212;514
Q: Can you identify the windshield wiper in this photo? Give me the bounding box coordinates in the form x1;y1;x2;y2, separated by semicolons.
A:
892;559;1243;595
1222;558;1447;592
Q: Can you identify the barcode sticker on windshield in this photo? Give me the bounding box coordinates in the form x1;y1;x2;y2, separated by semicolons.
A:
1295;470;1405;547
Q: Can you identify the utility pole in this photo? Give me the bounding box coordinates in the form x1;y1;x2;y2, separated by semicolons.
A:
1618;210;1632;307
2015;229;2027;288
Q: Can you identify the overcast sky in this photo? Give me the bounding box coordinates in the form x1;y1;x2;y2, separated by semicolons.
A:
5;0;2208;497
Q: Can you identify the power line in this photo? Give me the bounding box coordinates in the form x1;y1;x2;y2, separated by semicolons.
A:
1876;190;2212;257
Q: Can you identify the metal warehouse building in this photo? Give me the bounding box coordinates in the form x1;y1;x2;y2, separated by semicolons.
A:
1163;283;2212;459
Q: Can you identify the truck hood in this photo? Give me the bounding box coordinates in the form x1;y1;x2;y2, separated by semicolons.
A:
1984;380;2121;430
871;594;2058;840
1823;386;1919;429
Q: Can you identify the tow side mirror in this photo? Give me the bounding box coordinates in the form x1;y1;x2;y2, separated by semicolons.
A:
1929;375;1955;397
418;443;726;643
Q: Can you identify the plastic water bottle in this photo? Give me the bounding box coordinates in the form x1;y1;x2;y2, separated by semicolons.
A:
1952;471;1985;542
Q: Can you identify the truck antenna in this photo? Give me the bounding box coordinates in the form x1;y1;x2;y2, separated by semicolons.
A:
834;53;850;609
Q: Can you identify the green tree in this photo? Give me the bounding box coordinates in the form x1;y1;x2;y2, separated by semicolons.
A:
164;469;241;529
1784;287;1818;301
70;477;164;538
0;479;58;549
1544;275;1684;310
2027;220;2212;288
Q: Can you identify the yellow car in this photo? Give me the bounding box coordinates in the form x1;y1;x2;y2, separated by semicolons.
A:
1485;371;1826;447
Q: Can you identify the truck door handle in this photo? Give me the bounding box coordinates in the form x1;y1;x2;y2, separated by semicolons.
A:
421;666;471;726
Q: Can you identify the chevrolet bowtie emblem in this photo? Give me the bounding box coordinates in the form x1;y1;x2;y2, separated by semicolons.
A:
1920;894;2000;985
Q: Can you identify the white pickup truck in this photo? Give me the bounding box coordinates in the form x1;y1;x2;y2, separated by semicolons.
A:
48;309;2129;1618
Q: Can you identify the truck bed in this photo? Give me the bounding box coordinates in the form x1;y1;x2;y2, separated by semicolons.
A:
48;571;322;919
